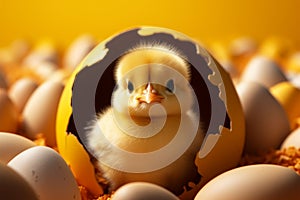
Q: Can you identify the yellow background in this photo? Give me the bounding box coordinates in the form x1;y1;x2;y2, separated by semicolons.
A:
1;0;300;48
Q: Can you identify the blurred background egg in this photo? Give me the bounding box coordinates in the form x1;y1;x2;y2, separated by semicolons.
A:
281;127;300;149
112;182;179;200
0;132;36;164
8;146;81;200
270;82;300;130
63;34;96;70
236;81;290;155
229;37;258;73
0;89;19;133
0;70;8;89
21;80;64;147
0;162;38;200
8;78;38;112
240;55;287;88
195;164;300;200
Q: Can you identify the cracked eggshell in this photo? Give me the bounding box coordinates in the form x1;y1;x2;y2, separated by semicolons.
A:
7;146;81;200
56;27;245;198
0;132;36;164
236;81;290;155
0;162;38;200
195;164;300;200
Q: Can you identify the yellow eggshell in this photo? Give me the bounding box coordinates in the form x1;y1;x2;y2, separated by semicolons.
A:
8;78;38;112
0;132;36;164
270;81;300;130
0;162;38;200
0;89;18;133
56;27;245;198
8;146;81;200
259;36;294;64
287;52;300;73
21;80;64;147
195;164;300;200
236;81;290;155
281;127;300;149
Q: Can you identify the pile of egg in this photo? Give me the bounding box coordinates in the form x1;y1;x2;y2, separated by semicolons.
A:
0;35;300;200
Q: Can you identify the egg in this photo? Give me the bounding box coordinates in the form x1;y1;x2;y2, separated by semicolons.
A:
112;182;179;200
259;36;294;64
63;34;96;70
0;69;8;89
8;78;38;112
56;27;245;199
0;89;19;132
281;127;300;149
195;164;300;200
236;81;290;155
270;81;300;130
241;55;287;88
0;132;36;163
0;162;38;200
229;37;258;73
287;52;300;73
22;39;58;69
8;146;81;200
21;80;64;147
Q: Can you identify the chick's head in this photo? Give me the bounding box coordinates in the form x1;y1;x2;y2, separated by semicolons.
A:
112;48;194;118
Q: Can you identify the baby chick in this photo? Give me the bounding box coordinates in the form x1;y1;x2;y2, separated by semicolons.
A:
87;44;204;195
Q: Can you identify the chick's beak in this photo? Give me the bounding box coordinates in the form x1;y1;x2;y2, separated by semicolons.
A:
136;83;164;104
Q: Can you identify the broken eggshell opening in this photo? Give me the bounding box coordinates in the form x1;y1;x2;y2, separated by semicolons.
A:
56;27;245;198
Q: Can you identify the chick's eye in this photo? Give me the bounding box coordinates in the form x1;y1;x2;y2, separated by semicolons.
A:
127;80;134;93
166;79;175;93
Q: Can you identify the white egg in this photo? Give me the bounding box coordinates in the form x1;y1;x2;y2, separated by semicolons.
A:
236;81;290;154
63;34;96;70
0;132;36;164
195;164;300;200
281;127;300;149
21;80;64;147
241;55;287;88
8;146;81;200
112;182;179;200
8;78;38;112
0;162;38;200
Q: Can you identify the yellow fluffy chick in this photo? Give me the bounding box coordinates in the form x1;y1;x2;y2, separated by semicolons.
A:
87;44;204;195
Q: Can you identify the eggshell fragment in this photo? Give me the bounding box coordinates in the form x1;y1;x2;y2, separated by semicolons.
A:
8;78;38;112
0;132;36;164
241;55;287;88
21;80;64;147
281;127;300;149
8;146;81;200
0;162;38;200
195;164;300;200
236;81;290;154
112;182;179;200
270;82;300;130
0;89;19;132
